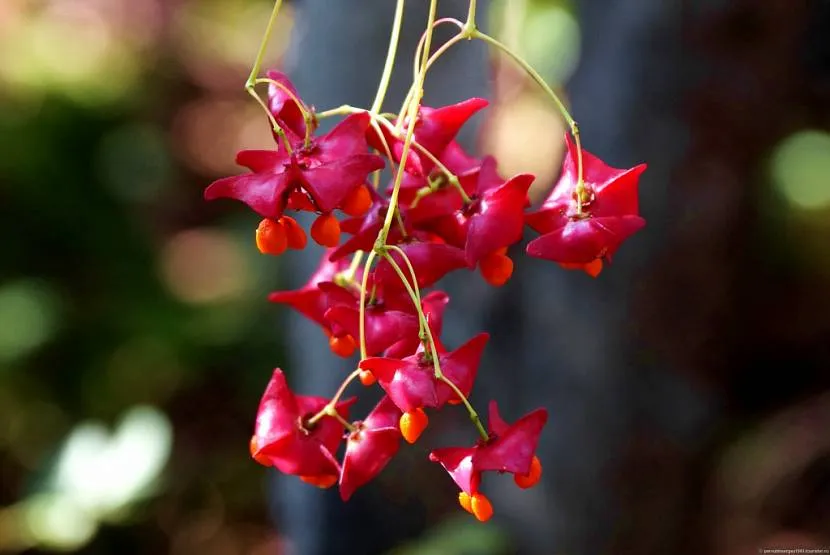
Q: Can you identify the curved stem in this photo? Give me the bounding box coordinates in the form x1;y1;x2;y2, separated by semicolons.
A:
379;250;423;335
385;245;421;305
378;0;438;248
358;250;377;360
368;118;398;176
313;103;464;201
345;251;364;281
411;18;465;84
398;32;468;126
306;369;361;428
370;115;471;203
255;78;309;116
437;374;488;440
380;251;488;441
255;77;316;147
247;88;292;153
371;0;406;113
473;31;576;128
473;30;585;204
245;0;283;89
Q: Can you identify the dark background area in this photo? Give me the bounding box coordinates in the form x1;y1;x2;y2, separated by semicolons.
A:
1;0;830;554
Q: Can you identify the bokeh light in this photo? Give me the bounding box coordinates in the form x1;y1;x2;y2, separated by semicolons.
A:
520;4;581;86
0;280;60;364
770;130;830;211
52;405;173;517
160;228;252;305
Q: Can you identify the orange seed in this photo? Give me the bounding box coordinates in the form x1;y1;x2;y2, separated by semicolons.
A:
341;184;373;217
399;408;428;444
280;215;308;250
583;258;603;277
513;455;543;489
458;491;473;514
470;492;494;522
310;213;341;247
559;259;603;278
255;218;288;255
479;251;514;287
329;335;356;358
299;474;338;489
359;369;376;386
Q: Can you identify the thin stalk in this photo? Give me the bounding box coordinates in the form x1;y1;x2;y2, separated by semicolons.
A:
371;0;406;113
377;0;438;247
255;77;315;147
385;245;421;305
465;0;478;30
245;0;283;89
346;251;364;281
473;30;585;205
410;18;465;84
398;32;467;127
380;250;423;335
358;250;377;360
313;104;467;202
247;88;292;153
306;369;361;428
381;252;488;441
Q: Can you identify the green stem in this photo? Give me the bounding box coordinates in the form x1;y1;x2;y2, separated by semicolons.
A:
473;30;585;208
255;78;308;115
377;0;434;247
380;251;488;441
329;411;356;432
306;369;361;428
314;104;465;202
255;77;316;147
368;114;467;202
438;374;488;440
247;88;292;153
345;251;364;281
371;0;406;113
380;249;423;335
410;18;465;84
385;246;421;305
369;119;397;172
465;0;478;31
358;250;377;360
398;31;467;127
245;0;283;89
473;31;576;129
377;0;437;247
379;252;422;315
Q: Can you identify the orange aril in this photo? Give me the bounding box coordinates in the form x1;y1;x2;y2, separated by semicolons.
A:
399;408;428;444
311;213;341;247
470;492;494;522
341;184;372;217
359;369;376;386
513;455;543;489
329;335;356;358
299;474;338;488
583;258;603;277
280;215;307;250
458;491;473;513
479;251;513;287
255;218;288;255
560;258;603;278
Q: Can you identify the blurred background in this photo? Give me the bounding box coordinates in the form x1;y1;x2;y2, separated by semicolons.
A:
1;0;830;554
